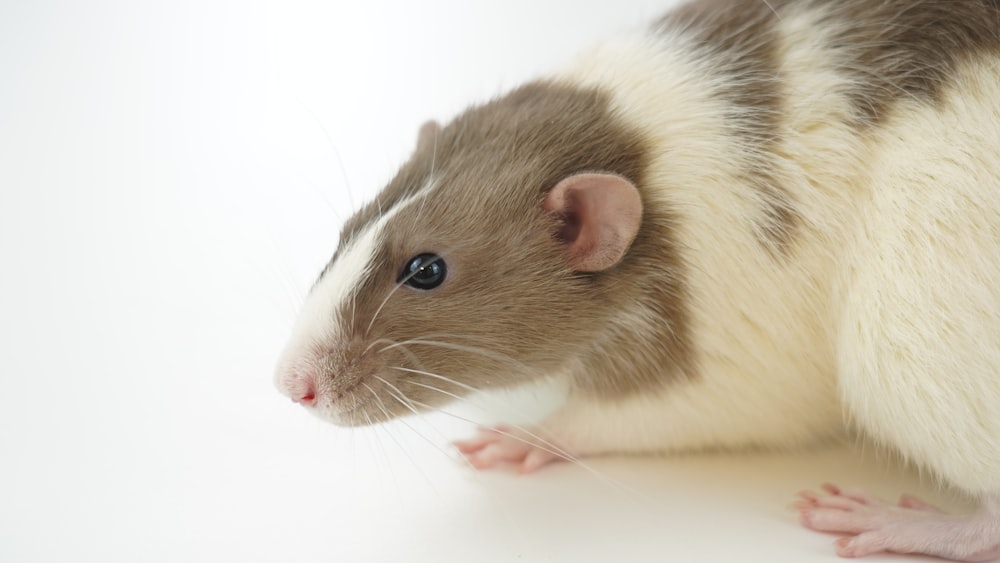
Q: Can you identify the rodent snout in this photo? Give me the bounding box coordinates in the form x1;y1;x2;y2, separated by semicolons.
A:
292;385;316;406
275;336;395;424
275;362;318;407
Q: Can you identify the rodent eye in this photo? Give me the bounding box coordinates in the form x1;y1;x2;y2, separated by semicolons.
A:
400;253;447;290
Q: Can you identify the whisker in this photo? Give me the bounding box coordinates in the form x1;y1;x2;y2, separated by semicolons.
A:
367;333;497;354
368;368;650;505
365;337;395;355
403;394;647;501
365;281;406;336
380;339;529;372
396;413;477;472
362;258;437;337
388;364;575;458
350;282;358;331
374;376;476;470
372;375;423;417
760;0;782;21
403;380;577;464
429;124;438;179
380;332;512;348
364;243;465;337
413;175;437;228
312;108;355;214
368;339;428;373
370;423;410;507
362;382;440;494
360;403;391;481
381;369;575;470
389;366;480;395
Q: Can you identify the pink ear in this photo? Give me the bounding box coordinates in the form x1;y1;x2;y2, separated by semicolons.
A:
543;172;643;272
417;120;440;149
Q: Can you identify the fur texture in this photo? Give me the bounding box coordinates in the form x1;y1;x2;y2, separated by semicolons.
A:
277;0;1000;501
549;0;1000;494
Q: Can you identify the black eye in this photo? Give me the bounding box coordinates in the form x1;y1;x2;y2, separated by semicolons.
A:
400;253;447;290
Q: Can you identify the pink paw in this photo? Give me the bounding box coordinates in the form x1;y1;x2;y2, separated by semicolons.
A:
793;483;1000;562
453;425;568;474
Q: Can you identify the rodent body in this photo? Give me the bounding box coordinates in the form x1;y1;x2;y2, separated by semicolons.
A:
277;0;1000;558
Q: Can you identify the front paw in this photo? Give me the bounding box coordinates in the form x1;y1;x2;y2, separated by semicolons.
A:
453;425;571;474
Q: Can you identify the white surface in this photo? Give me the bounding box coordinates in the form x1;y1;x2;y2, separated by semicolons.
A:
0;1;970;562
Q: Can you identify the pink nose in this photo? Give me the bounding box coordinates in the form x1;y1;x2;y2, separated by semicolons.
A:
294;387;316;406
279;367;318;407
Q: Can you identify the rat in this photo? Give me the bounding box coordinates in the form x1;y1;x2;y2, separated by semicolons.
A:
274;0;1000;560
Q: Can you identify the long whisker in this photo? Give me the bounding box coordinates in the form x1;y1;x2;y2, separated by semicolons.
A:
364;244;464;337
388;364;577;458
370;367;649;503
372;375;422;417
350;287;357;331
760;0;781;21
365;280;408;336
369;340;428;373
380;339;529;372
314;109;354;214
361;388;409;498
402;394;646;500
360;403;383;475
362;382;441;493
389;366;480;395
366;333;501;355
373;376;476;469
365;338;392;355
299;104;352;221
403;380;577;464
413;176;437;230
382;368;575;470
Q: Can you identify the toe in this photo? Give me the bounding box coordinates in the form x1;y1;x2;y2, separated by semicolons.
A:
835;532;890;559
799;507;876;534
797;490;822;503
465;445;502;469
821;483;843;495
518;447;560;474
453;439;489;454
813;495;867;512
823;483;880;506
453;426;505;454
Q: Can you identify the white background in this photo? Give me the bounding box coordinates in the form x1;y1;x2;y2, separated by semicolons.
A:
0;1;969;562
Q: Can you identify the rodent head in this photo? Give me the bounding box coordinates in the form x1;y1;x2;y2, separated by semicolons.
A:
275;81;649;426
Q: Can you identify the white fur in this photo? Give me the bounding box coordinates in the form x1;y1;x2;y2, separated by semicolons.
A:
553;23;849;453
838;58;1000;494
550;6;1000;498
275;216;382;388
275;189;428;391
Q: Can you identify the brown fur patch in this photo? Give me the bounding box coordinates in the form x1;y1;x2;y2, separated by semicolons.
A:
661;0;1000;128
820;0;1000;125
654;0;1000;253
320;82;694;421
315;0;1000;423
657;0;798;255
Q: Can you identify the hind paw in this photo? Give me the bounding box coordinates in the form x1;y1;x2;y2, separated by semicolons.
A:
793;483;1000;561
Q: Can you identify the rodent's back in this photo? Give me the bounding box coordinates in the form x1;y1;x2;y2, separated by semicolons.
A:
539;0;1000;452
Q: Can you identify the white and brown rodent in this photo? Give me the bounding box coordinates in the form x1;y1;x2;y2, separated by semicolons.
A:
276;0;1000;560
